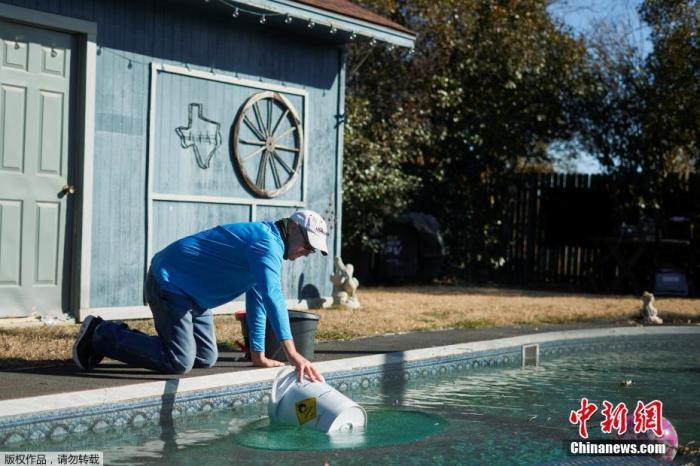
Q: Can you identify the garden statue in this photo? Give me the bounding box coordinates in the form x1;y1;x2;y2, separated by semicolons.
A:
641;291;663;325
330;257;361;309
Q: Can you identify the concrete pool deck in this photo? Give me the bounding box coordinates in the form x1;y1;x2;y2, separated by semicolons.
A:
2;322;699;447
5;321;699;404
0;322;628;402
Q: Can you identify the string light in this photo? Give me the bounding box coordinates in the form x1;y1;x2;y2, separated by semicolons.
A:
209;0;410;55
217;0;285;22
96;46;148;69
96;1;411;72
99;41;409;76
209;0;412;57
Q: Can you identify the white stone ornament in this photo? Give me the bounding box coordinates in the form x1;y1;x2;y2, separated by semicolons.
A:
640;291;663;325
331;257;360;309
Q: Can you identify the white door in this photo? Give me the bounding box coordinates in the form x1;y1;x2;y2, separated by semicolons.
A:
0;19;77;317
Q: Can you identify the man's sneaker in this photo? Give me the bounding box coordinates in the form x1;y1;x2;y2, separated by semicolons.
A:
72;316;104;370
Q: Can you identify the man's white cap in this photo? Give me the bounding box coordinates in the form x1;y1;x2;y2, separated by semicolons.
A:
290;210;329;255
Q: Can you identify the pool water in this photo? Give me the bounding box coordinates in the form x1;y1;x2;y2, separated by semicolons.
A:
234;409;446;451
24;336;700;465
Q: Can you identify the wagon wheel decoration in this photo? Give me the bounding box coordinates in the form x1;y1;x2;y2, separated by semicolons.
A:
232;91;304;198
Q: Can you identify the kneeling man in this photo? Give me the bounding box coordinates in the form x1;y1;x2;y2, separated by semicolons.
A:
73;210;327;382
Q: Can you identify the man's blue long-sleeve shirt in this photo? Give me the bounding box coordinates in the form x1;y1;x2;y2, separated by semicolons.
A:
149;221;292;352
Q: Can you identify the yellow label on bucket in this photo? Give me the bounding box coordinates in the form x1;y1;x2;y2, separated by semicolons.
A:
295;397;317;425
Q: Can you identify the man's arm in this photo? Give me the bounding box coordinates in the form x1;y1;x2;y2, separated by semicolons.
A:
245;287;282;368
243;246;292;351
245;239;324;382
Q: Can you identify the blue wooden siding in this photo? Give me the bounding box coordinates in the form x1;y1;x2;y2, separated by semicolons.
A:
1;0;343;308
152;202;250;254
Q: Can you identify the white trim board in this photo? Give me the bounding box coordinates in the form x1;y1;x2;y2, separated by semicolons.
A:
145;63;310;272
0;4;97;35
156;63;309;97
333;48;346;255
1;326;697;417
152;192;304;208
77;27;97;322
0;3;98;322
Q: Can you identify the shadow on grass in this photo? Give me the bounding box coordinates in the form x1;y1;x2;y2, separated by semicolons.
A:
523;314;700;327
316;329;357;341
511;317;634;326
661;312;700;324
369;285;642;299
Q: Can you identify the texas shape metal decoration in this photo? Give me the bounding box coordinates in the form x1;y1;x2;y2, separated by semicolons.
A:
175;103;223;169
232;91;304;198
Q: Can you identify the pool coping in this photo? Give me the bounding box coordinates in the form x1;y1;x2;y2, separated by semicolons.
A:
2;325;698;422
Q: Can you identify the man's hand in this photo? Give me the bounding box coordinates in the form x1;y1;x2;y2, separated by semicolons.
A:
288;352;325;383
281;339;325;383
251;351;285;368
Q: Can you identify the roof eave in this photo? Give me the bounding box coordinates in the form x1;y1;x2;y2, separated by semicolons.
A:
230;0;416;49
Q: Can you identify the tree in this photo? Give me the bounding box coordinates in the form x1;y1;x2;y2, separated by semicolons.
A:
342;94;421;252
641;0;700;177
575;15;654;218
577;0;699;222
343;0;589;277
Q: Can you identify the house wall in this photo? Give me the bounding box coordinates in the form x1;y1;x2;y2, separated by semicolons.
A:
1;0;344;310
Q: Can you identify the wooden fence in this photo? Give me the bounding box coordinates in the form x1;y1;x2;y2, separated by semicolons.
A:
504;174;598;289
501;173;699;293
347;173;698;294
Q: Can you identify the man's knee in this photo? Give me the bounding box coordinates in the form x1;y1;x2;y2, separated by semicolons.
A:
167;354;195;374
194;348;218;368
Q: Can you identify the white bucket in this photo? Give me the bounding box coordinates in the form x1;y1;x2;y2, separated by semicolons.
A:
268;367;367;433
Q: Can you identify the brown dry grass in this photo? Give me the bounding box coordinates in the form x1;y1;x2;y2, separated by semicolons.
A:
2;286;699;369
313;286;700;339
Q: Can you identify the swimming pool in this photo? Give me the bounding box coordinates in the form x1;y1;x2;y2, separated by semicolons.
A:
12;331;699;465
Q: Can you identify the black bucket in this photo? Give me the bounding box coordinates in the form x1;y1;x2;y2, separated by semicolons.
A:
265;310;321;362
236;310;321;362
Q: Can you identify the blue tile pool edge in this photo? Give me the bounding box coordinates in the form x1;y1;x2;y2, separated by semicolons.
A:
1;326;699;446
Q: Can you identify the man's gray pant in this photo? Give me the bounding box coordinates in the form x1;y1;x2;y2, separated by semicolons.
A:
92;272;218;373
